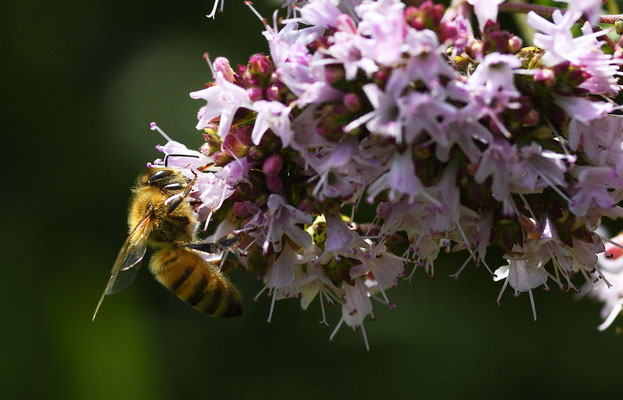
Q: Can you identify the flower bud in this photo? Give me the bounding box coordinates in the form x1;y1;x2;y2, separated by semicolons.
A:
222;134;247;158
247;87;264;101
201;122;219;136
508;36;522;54
247;146;264;160
214;57;236;83
522;109;540;126
233;201;251;218
343;93;361;112
438;23;458;43
248;53;273;77
266;85;282;102
616;19;623;35
266;175;282;192
234;125;253;146
213;151;233;166
535;69;555;87
373;69;389;86
567;67;589;85
263;154;283;176
553;61;571;75
325;65;344;84
203;132;222;149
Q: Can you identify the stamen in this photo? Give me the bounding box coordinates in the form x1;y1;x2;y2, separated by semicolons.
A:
543;116;570;154
449;255;472;279
217;250;229;272
254;285;268;301
455;223;475;260
496;276;509;305
319;289;329;326
376;284;391;307
360;323;370;351
480;257;494;275
329;317;344;342
594;230;623;252
202;52;216;76
543;269;562;288
203;210;213;232
537;173;572;205
267;289;277;323
263;222;274;254
593;264;613;288
244;1;269;27
150;122;173;142
206;0;222;19
528;287;537;321
597;299;623;331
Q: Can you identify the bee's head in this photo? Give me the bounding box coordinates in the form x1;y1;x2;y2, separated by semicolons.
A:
136;167;189;191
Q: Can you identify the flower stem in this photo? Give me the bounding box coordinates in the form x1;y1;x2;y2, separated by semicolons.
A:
497;1;623;24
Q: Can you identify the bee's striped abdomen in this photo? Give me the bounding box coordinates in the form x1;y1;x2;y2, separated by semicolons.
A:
150;245;243;318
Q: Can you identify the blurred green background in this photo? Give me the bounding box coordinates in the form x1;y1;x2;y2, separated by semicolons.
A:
4;0;623;399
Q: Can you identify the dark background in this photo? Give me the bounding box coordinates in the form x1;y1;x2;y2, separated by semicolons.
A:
4;1;623;399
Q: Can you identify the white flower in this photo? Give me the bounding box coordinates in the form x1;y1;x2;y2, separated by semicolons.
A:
581;228;623;330
494;252;549;320
251;100;294;147
190;71;251;137
467;0;504;30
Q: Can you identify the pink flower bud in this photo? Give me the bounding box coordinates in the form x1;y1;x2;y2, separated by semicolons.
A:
553;61;571;75
508;36;522;54
247;146;264;160
203;132;222;149
325;65;344;84
535;69;555;87
266;85;282;102
233;201;251;218
214;57;236;83
213;151;233;166
263;154;283;176
234;125;253;146
266;175;282;192
344;93;361;112
522;110;540;126
248;53;273;76
247;87;264;101
222;134;247;158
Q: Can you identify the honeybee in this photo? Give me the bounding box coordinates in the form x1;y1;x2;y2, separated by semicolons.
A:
92;167;243;320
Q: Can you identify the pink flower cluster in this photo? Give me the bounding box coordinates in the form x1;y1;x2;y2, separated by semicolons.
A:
149;0;623;347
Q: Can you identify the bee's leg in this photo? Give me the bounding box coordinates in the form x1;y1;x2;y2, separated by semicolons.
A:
217;233;240;250
166;171;198;215
185;242;222;253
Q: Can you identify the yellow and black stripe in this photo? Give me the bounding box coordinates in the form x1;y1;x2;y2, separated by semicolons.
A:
150;245;243;318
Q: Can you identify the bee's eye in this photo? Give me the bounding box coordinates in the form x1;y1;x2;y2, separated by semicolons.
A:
149;170;173;184
163;183;184;191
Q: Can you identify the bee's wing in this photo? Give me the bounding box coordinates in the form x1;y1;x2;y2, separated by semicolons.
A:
92;208;153;320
